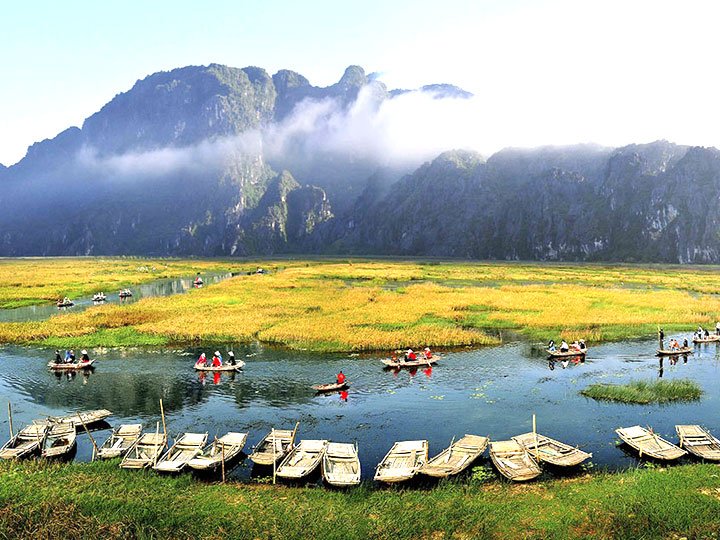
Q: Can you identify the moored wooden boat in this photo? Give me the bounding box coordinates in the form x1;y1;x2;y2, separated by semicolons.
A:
96;424;143;459
312;381;349;392
546;348;587;358
194;362;245;372
616;425;686;460
0;424;48;459
512;432;591;467
656;347;693;356
692;335;720;343
676;425;720;461
276;439;328;479
381;355;440;369
48;359;95;371
120;431;168;469
249;424;299;466
37;409;112;429
41;422;77;458
420;434;489;478
374;440;428;483
56;300;74;308
154;432;208;472
321;442;361;487
489;440;541;481
187;432;248;471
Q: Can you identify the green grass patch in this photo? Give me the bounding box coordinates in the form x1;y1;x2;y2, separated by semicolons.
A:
41;327;169;348
580;379;702;404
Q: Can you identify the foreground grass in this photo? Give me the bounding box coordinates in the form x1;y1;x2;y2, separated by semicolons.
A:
580;379;703;404
1;259;720;350
0;258;236;309
0;460;720;539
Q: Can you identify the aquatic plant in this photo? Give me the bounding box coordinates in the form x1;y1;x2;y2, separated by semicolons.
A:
580;379;702;404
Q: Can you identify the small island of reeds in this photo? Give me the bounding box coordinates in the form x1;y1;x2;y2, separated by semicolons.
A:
580;379;702;404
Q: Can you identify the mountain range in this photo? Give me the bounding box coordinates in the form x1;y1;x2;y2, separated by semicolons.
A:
2;63;720;263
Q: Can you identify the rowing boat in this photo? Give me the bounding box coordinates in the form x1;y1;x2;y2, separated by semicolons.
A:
381;355;440;369
41;422;77;458
489;440;541;481
194;361;245;372
36;409;112;429
276;439;328;479
120;432;168;469
512;432;591;467
96;424;143;459
656;347;693;356
249;425;298;466
56;301;74;308
546;348;587;358
154;432;208;472
616;425;686;460
692;335;720;343
187;432;248;471
374;440;428;483
93;293;107;302
420;434;488;478
676;425;720;461
312;381;349;392
0;424;48;459
47;359;95;371
321;442;361;487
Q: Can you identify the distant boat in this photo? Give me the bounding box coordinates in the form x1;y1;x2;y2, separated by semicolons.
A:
92;293;107;302
56;299;74;308
194;361;245;372
656;347;693;356
118;289;133;298
692;335;720;343
382;355;440;369
193;277;204;286
312;381;349;393
546;348;586;358
48;359;95;371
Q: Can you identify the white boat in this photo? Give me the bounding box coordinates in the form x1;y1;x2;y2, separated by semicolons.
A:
321;442;361;486
374;440;428;483
276;439;328;479
154;432;208;472
187;432;248;471
0;424;48;459
96;424;143;459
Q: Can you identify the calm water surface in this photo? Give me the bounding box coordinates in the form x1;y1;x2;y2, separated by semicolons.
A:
1;338;719;481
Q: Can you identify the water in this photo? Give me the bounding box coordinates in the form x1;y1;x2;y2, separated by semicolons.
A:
0;272;233;322
1;338;719;481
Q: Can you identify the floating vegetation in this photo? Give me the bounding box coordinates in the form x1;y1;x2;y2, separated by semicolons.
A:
580;379;702;404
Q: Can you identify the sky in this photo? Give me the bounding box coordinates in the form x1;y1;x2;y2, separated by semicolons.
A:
2;0;720;166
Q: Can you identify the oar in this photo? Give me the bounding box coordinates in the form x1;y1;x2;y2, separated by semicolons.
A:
7;402;13;440
77;412;99;461
444;436;456;464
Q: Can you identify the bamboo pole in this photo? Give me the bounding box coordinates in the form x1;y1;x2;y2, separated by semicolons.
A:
77;413;99;460
444;435;456;464
7;403;13;440
272;430;277;485
221;436;226;483
159;399;167;440
532;414;539;461
291;421;300;446
154;421;160;466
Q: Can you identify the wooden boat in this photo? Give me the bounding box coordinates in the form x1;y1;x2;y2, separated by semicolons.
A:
374;440;428;483
154;432;208;472
381;355;440;369
187;432;248;471
120;431;168;469
276;439;328;479
489;440;541;481
676;425;720;461
92;293;107;302
47;359;95;371
616;425;686;460
37;409;112;429
41;423;77;458
118;290;133;298
56;300;74;308
0;424;48;459
249;425;299;466
512;432;591;467
96;424;143;459
194;278;204;286
321;442;361;487
420;434;489;478
194;361;245;372
312;381;350;392
656;347;693;356
692;335;720;343
546;348;587;358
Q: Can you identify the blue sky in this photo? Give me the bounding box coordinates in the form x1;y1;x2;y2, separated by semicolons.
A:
2;0;720;165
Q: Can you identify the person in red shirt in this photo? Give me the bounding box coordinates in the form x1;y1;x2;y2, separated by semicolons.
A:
336;371;346;384
211;351;222;367
423;347;433;359
406;349;417;361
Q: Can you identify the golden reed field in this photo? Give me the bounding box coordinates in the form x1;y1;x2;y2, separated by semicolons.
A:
1;258;720;351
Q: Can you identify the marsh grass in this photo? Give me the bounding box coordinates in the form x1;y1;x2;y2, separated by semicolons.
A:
1;259;720;350
580;379;703;404
0;460;719;539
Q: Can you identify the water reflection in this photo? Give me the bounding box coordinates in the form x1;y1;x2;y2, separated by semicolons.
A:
0;339;718;479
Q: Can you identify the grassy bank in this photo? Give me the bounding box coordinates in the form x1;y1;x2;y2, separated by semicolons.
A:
0;460;719;539
0;259;720;350
580;379;703;404
0;258;237;309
